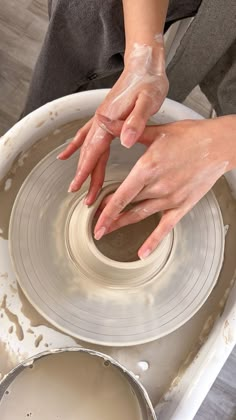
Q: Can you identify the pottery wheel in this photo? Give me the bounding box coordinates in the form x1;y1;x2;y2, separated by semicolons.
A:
9;141;225;346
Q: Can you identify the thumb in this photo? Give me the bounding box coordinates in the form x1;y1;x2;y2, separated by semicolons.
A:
96;113;159;147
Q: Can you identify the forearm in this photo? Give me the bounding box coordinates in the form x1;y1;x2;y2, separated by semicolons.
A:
123;0;169;61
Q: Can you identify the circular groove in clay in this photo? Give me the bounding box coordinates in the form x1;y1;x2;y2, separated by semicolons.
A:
9;142;225;346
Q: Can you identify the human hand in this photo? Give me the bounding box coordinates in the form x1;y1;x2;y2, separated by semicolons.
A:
57;37;168;205
94;116;235;259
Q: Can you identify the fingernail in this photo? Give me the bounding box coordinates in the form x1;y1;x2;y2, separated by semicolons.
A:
68;181;76;193
84;196;90;205
84;188;101;206
56;154;62;160
94;227;106;240
84;196;92;206
121;129;137;148
139;248;152;260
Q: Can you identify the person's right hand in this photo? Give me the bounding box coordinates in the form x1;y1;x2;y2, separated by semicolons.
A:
57;37;169;204
94;116;236;259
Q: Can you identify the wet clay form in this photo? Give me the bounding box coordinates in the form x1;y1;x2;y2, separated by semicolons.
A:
9;141;225;346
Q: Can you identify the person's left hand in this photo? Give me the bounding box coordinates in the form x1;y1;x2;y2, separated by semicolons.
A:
94;117;234;259
57;38;168;205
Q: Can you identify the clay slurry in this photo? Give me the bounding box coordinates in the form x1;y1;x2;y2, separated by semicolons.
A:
0;351;143;420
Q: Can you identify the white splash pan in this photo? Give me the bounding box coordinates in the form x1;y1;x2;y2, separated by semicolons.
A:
0;90;236;419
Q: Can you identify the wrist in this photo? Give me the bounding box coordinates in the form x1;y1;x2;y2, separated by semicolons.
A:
222;115;236;170
122;0;169;62
124;36;166;75
209;115;236;171
125;32;164;55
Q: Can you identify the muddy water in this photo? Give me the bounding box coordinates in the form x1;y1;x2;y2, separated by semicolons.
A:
1;295;24;341
0;352;143;420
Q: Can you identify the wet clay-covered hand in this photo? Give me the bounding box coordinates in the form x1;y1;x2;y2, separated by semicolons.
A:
94;116;236;259
57;37;168;204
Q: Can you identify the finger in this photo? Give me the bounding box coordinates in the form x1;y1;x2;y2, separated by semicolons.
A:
99;193;114;211
105;198;169;233
98;191;150;212
57;118;93;160
84;149;110;205
96;114;124;137
98;179;169;212
131;182;171;202
120;92;156;148
138;207;185;259
94;164;145;239
96;113;158;147
68;123;113;192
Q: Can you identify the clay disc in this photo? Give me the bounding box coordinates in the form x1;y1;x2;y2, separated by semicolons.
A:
9;141;225;346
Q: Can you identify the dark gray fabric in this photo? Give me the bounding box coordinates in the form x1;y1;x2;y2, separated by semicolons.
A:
166;0;202;22
23;0;125;115
22;0;202;116
23;0;236;118
166;0;236;116
199;41;236;116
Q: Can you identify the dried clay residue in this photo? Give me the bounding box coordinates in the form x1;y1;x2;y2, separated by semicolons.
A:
34;335;43;348
36;120;46;128
8;326;13;334
1;295;24;341
223;319;235;345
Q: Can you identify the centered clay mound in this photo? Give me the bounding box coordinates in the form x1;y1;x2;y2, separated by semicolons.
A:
9;141;225;346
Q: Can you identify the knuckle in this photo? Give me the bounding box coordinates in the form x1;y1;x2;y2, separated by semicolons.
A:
96;104;106;115
134;158;146;176
157;181;172;196
127;115;141;129
129;213;140;224
96;181;104;190
147;157;157;172
139;157;157;182
113;197;128;212
73;132;80;142
78;125;88;136
80;142;88;153
142;88;150;96
140;89;153;103
171;191;185;207
77;168;89;180
130;206;144;218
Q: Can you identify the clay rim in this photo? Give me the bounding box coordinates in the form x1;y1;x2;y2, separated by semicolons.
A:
65;183;175;284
